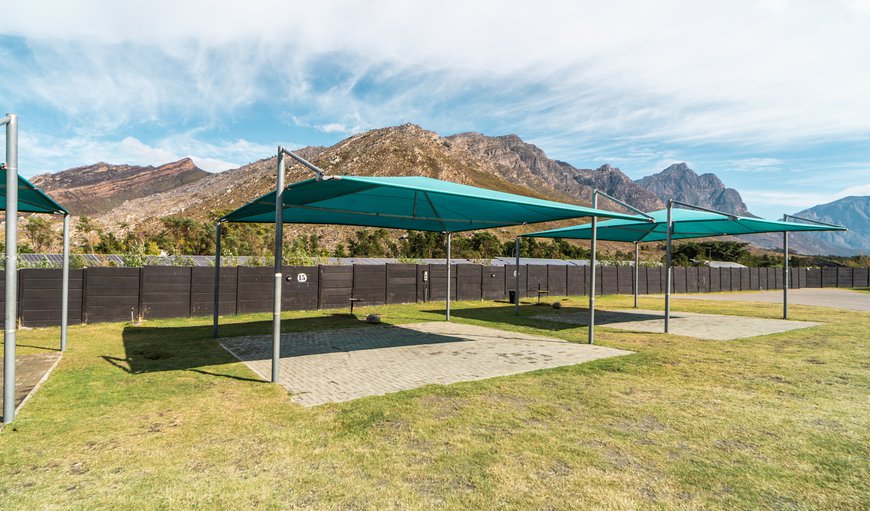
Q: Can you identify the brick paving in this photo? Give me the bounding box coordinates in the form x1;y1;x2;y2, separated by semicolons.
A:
220;322;632;406
535;309;820;341
0;353;61;421
669;288;870;312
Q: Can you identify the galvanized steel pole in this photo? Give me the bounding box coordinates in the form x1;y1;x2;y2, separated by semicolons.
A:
272;148;285;383
445;233;452;321
514;237;520;315
3;113;18;423
588;190;598;344
212;222;221;338
783;214;789;320
60;213;70;351
634;241;639;309
664;200;673;333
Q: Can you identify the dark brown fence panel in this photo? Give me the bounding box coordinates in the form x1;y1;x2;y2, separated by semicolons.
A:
739;268;750;290
806;268;821;287
505;265;525;298
686;267;700;293
707;268;719;292
837;267;852;288
139;266;191;319
647;267;662;294
774;268;782;289
482;265;505;300
237;267;273;314
428;264;456;301
821;268;837;287
671;267;686;293
319;266;352;309
719;268;731;291
19;269;83;327
352;265;386;306
637;267;648;294
83;267;140;323
854;268;869;288
598;266;615;295
547;265;567;296
566;266;583;296
191;267;237;317
616;266;633;294
456;264;482;300
282;265;318;310
526;265;548;296
386;264;417;304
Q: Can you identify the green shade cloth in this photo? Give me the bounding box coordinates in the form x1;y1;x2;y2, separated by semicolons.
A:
221;175;644;231
523;208;846;242
0;169;68;215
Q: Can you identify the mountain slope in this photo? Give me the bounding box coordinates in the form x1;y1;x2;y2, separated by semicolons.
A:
787;196;869;256
636;162;752;216
31;158;209;215
448;132;663;211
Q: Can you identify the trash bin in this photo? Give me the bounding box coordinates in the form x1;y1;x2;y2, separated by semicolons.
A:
509;290;517;304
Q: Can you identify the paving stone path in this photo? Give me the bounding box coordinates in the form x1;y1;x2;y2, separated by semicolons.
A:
220;322;632;406
669;288;870;312
0;352;61;422
535;309;820;341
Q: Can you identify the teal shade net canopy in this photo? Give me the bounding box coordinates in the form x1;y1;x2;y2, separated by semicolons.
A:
522;208;846;241
220;175;644;230
0;168;68;215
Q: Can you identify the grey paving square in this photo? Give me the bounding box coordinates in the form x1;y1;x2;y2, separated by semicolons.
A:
219;322;632;406
535;309;820;340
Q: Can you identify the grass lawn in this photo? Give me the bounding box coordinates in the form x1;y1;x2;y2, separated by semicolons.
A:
1;295;868;510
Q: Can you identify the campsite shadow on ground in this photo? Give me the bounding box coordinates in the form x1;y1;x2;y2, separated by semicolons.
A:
107;314;368;379
437;304;667;330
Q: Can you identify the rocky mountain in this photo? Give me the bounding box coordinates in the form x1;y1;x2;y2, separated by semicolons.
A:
448;133;663;211
785;197;868;256
636;162;752;216
31;158;209;215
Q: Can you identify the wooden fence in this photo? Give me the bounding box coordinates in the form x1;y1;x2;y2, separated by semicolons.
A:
0;265;866;327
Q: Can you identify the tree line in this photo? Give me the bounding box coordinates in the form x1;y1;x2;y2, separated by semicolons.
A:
7;213;867;268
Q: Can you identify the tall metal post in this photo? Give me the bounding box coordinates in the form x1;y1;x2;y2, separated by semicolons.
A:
588;190;598;344
445;233;452;321
664;200;673;333
514;237;520;315
783;214;789;320
272;148;285;383
60;213;70;351
3;113;18;423
212;222;222;338
633;241;639;309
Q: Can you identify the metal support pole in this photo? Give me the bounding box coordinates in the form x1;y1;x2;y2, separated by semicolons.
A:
445;233;452;321
514;237;520;315
588;190;598;344
212;222;222;338
272;148;285;383
783;215;789;320
60;213;70;351
664;200;673;333
3;113;18;424
634;241;639;309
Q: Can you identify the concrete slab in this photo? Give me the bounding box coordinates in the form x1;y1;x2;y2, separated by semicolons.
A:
669;288;870;312
220;322;632;407
535;309;821;341
0;353;61;422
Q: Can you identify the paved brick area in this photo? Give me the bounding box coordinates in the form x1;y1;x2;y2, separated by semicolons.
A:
669;289;870;312
0;353;61;421
535;309;820;341
220;322;632;406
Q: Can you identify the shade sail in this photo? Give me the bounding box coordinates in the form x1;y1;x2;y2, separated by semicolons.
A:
523;208;846;242
221;175;644;231
0;169;68;215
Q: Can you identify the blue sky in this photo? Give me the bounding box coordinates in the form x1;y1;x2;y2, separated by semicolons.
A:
1;0;869;219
